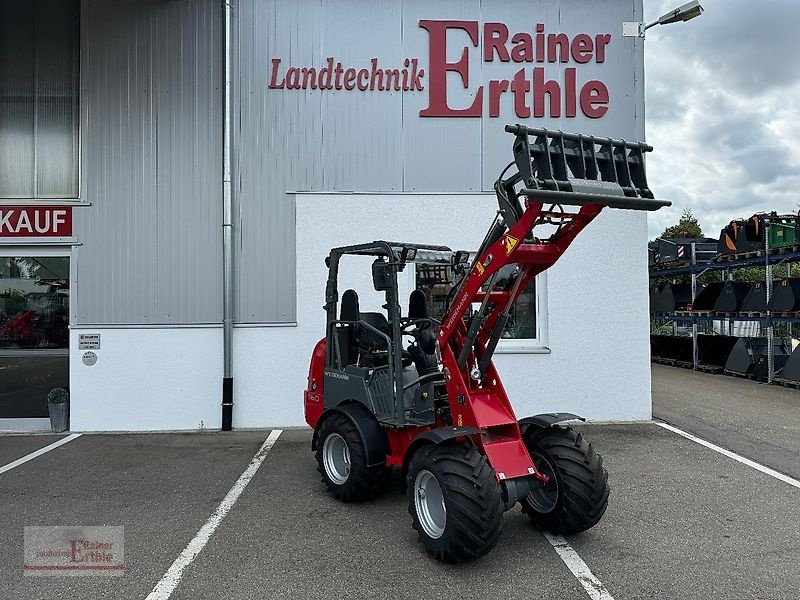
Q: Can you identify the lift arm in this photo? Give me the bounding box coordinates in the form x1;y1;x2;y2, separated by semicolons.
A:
436;126;669;460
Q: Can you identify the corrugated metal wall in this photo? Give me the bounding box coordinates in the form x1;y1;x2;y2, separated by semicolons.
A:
72;0;640;325
73;0;222;325
234;0;641;323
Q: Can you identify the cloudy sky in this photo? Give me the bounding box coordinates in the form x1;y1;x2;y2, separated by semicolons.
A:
643;0;800;240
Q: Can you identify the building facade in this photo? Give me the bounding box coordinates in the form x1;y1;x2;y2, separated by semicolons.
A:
0;0;650;431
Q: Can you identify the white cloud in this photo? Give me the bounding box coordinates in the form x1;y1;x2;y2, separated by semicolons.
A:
643;0;800;240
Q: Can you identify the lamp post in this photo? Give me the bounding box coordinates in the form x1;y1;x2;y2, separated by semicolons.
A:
623;1;705;38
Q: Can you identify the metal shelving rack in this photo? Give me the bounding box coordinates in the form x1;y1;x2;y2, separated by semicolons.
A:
649;221;800;384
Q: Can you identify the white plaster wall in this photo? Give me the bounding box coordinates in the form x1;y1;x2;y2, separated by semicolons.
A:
233;193;652;428
69;328;223;431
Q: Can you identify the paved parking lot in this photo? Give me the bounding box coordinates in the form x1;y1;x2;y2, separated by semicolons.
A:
652;363;800;480
1;366;798;599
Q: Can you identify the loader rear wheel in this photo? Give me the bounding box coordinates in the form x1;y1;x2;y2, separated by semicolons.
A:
315;414;387;502
407;443;503;563
521;426;609;535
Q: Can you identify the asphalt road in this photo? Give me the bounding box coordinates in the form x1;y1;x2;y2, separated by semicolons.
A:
652;364;800;480
1;422;798;599
0;367;797;599
0;431;267;599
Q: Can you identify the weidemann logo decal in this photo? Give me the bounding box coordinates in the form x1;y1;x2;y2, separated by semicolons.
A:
269;21;612;119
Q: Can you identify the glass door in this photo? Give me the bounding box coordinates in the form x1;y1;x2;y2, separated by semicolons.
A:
0;254;69;419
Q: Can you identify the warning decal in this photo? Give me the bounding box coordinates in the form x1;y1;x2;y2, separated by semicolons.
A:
504;235;519;255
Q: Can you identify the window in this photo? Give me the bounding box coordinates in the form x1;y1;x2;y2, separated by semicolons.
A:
0;256;69;349
0;0;80;198
485;263;537;340
414;258;546;350
0;254;69;419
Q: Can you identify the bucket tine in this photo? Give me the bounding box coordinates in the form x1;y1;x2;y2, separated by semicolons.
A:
504;125;669;211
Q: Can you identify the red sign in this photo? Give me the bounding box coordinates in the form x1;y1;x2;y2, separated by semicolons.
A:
268;20;612;119
0;206;73;237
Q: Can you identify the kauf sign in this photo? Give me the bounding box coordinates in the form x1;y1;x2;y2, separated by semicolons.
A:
0;206;73;237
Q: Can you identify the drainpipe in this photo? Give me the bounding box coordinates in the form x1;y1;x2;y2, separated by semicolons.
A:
221;0;234;431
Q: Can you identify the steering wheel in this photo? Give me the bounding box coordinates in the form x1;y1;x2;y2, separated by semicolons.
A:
400;317;440;336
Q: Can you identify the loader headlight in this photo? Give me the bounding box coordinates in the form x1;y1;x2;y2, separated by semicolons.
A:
400;246;417;262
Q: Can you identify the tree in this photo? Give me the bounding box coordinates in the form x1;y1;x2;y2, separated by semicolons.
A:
660;208;703;239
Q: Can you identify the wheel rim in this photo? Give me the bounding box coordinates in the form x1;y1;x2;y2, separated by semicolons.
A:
526;453;559;514
322;433;351;485
414;469;446;539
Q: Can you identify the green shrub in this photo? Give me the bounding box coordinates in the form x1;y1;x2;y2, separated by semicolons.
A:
47;387;69;405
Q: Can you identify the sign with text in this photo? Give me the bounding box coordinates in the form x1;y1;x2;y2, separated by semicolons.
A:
269;20;613;120
78;334;101;350
0;206;73;237
24;526;124;576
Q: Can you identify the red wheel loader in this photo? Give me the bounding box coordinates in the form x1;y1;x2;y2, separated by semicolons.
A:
304;125;670;562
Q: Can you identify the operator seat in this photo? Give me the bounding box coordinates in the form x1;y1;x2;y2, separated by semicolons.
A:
338;289;360;365
357;312;391;352
408;290;438;375
340;288;393;366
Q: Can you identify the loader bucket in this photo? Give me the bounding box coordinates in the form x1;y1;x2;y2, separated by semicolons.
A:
650;284;664;313
777;345;800;382
654;239;678;263
697;334;738;368
650;334;667;358
736;230;763;253
724;337;790;380
717;225;737;255
505;125;670;211
692;281;726;311
745;212;799;249
713;281;752;313
740;281;769;313
657;283;694;313
653;237;718;264
719;219;762;254
744;213;769;244
651;334;693;362
767;278;800;312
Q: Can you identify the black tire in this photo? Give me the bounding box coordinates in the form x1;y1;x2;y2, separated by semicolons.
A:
407;443;504;563
521;426;609;535
315;414;387;502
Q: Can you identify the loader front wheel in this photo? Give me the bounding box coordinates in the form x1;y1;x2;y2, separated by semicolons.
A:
521;426;609;535
315;414;387;502
407;443;503;563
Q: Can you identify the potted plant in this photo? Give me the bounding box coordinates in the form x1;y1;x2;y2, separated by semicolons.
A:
47;387;69;433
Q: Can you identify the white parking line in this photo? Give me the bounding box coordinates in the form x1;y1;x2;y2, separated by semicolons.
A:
656;422;800;489
0;433;82;475
543;532;615;600
145;429;283;600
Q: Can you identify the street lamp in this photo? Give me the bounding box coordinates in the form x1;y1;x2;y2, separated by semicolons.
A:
623;1;704;38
